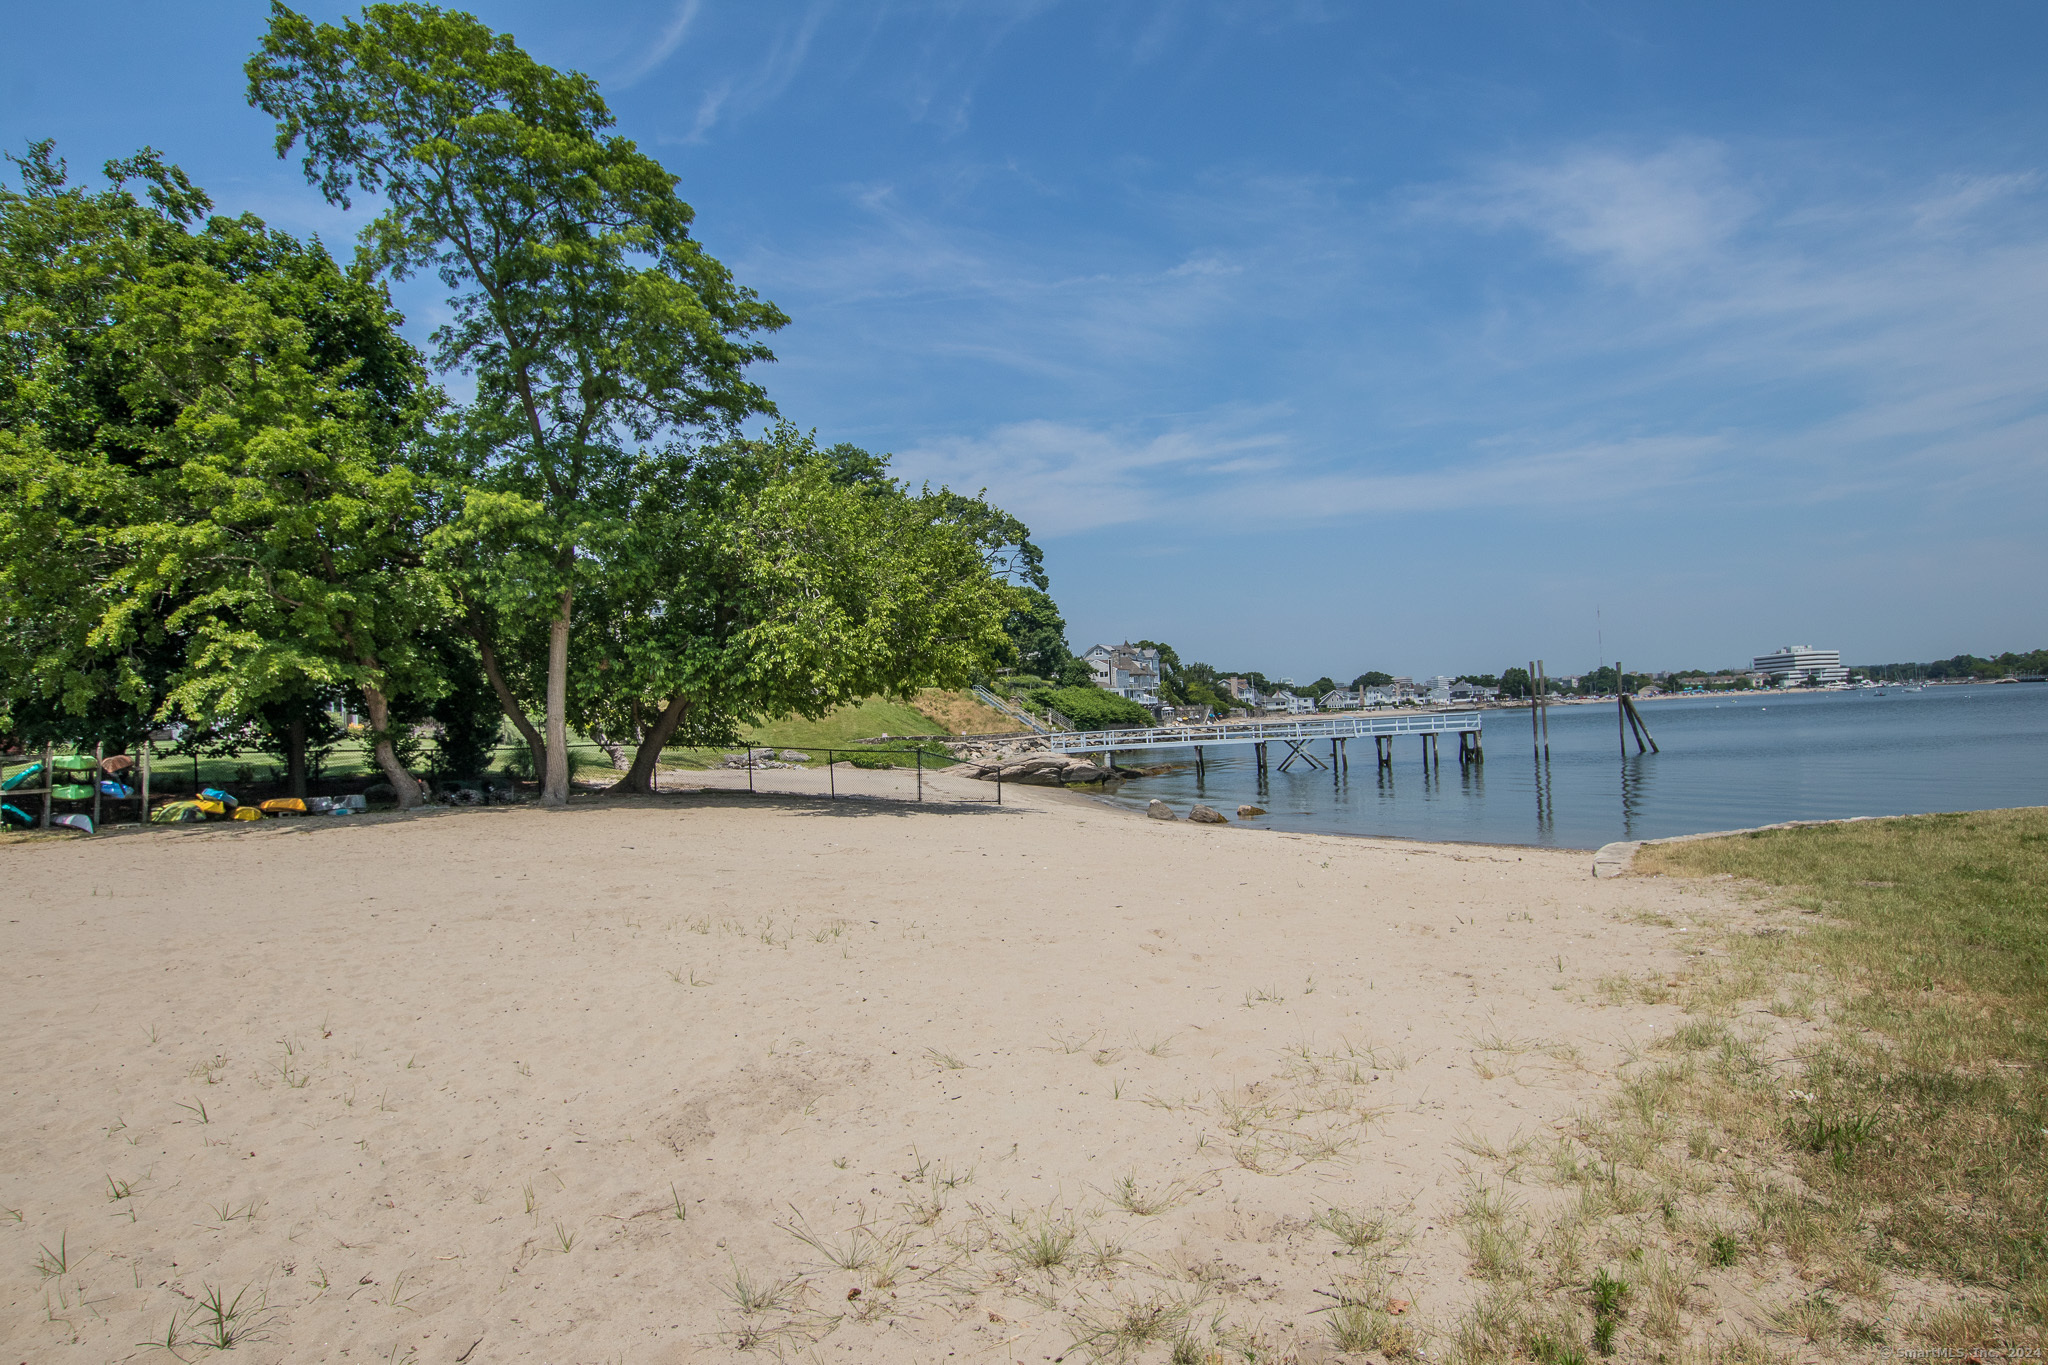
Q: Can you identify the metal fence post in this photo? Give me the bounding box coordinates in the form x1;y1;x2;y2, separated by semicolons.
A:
829;749;836;799
747;744;755;794
916;746;923;802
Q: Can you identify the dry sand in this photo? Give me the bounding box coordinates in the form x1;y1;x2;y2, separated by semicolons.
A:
2;765;1736;1362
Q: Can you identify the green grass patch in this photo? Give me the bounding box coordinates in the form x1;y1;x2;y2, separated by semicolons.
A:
1639;808;2048;1299
742;695;947;749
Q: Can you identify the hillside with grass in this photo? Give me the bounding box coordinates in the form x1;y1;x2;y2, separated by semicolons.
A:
741;695;949;749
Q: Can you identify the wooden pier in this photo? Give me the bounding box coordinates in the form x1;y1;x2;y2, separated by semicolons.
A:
1040;711;1484;772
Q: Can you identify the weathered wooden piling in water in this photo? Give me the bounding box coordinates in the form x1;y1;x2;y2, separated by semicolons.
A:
1614;661;1659;755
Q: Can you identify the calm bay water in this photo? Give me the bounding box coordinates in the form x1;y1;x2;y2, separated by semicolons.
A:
1096;683;2048;849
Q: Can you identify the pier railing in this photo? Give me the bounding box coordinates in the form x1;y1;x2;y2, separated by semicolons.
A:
1040;710;1484;754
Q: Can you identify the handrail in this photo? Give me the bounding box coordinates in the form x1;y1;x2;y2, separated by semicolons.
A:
972;685;1058;734
1040;710;1484;753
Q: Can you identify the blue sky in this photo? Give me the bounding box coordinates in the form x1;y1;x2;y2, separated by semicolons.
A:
6;2;2047;678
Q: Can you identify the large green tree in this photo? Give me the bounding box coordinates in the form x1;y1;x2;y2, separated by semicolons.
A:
1007;590;1079;682
248;1;787;805
0;143;202;753
0;143;444;802
540;426;1018;793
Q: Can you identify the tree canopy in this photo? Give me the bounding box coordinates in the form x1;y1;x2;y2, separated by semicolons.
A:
3;6;1075;805
248;1;788;803
0;140;445;801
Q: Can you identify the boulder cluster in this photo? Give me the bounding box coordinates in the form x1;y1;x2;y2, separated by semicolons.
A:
952;752;1138;786
716;749;809;770
1148;800;1230;823
945;737;1047;765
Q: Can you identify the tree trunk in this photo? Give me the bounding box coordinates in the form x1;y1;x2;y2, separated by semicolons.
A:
469;613;546;783
542;584;573;806
592;733;631;769
286;715;307;799
360;682;425;808
608;695;691;795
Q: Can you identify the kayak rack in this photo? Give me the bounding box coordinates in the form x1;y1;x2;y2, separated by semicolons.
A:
2;742;152;833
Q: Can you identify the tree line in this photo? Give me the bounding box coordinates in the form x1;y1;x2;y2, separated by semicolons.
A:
1853;651;2048;682
0;3;1041;808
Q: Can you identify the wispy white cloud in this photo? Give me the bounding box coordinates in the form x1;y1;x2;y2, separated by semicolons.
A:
1425;139;1754;280
1910;170;2042;234
742;178;1264;385
680;2;830;141
612;0;703;89
892;416;1288;535
892;414;1717;538
1207;434;1721;523
754;134;2048;553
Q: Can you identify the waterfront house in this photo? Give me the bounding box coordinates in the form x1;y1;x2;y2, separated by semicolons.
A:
1084;643;1163;704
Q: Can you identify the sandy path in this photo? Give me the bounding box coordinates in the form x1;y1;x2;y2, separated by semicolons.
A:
1;768;1725;1362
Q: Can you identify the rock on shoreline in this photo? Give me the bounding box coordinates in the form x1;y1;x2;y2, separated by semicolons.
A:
950;751;1142;787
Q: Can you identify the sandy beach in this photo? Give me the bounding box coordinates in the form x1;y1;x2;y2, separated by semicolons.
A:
2;765;1745;1362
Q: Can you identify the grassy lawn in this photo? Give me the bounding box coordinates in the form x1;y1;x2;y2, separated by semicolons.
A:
1417;809;2047;1363
742;694;948;749
654;695;961;772
1638;811;2048;1304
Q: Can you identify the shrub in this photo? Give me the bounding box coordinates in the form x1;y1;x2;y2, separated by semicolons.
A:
1032;685;1154;732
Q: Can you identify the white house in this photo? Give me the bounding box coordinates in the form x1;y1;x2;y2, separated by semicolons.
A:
1083;642;1163;704
1223;676;1263;706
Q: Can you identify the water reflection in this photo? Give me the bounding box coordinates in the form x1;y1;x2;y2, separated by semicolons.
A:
1619;748;1661;838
